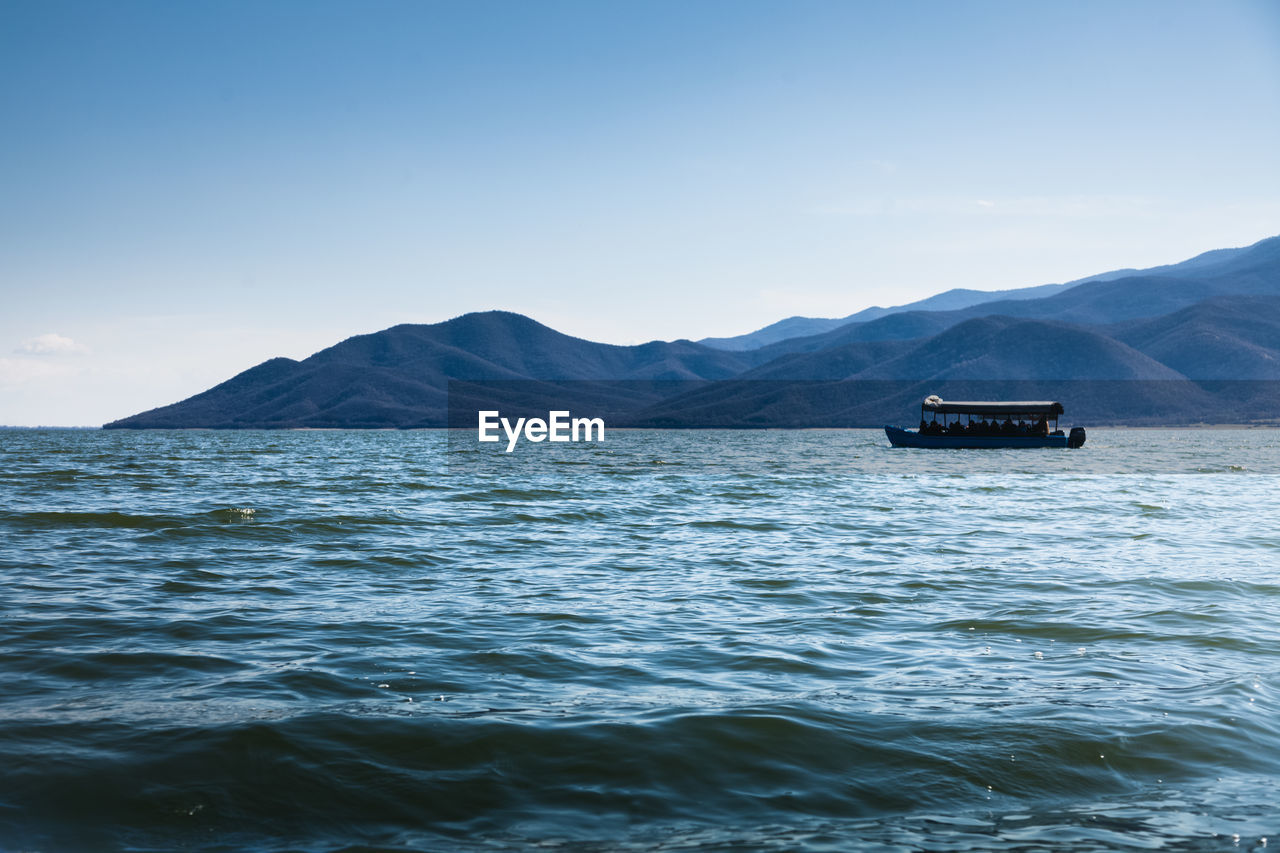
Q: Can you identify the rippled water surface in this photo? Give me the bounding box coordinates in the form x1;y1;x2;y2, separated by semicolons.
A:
2;428;1279;851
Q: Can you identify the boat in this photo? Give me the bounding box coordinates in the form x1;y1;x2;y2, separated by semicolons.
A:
885;395;1086;448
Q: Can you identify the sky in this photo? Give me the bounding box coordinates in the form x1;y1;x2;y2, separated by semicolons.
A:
2;0;1280;426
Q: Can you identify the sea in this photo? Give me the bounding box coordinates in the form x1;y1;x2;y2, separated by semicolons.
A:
2;427;1278;852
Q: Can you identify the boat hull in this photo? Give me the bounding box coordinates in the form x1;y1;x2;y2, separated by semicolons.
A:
884;425;1072;449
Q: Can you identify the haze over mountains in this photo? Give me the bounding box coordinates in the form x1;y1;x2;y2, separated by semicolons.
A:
694;240;1274;351
106;235;1280;429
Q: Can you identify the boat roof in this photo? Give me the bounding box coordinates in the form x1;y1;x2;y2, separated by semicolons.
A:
922;399;1064;416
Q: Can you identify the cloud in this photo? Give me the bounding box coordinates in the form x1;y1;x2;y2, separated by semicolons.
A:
14;333;89;356
810;194;1160;220
861;159;898;174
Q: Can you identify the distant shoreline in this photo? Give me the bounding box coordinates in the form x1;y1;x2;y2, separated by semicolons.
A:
9;422;1280;431
13;423;1272;431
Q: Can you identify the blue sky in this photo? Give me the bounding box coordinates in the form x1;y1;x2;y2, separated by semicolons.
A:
3;0;1279;425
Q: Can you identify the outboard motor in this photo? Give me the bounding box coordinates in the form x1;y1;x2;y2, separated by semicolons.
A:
1068;427;1086;448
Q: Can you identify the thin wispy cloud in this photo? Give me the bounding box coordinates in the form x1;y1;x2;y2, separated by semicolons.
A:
14;333;89;356
0;357;81;387
810;194;1156;219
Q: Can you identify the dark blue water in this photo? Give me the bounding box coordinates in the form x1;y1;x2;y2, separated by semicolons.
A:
2;428;1279;851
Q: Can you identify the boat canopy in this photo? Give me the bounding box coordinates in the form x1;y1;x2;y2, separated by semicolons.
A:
921;398;1064;417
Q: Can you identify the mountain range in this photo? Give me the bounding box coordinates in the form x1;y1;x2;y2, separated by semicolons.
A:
693;238;1276;350
105;235;1280;429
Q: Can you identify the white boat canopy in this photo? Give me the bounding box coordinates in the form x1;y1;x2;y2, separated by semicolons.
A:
921;398;1065;417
